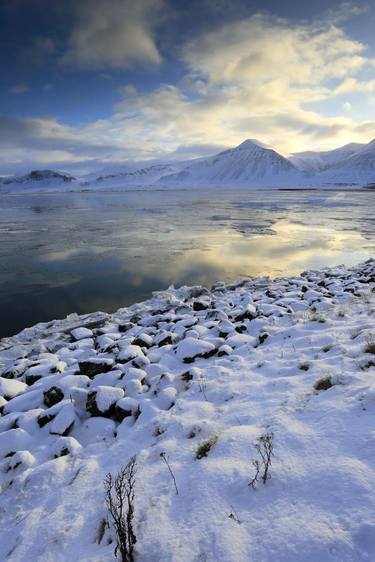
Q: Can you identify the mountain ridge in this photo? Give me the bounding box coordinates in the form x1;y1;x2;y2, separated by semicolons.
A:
1;137;375;191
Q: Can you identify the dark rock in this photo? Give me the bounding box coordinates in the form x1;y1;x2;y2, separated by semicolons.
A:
86;387;123;417
1;371;15;380
37;413;56;428
201;348;217;359
25;374;42;386
158;335;173;347
258;333;269;345
130;314;141;324
5;451;16;458
86;392;106;417
233;307;257;322
189;287;210;298
193;300;210;311
118;323;134;333
314;377;333;391
56;447;70;458
132;334;152;348
43;386;64;408
113;404;133;422
78;360;113;379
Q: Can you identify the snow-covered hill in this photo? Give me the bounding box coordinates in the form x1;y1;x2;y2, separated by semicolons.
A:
1;260;375;561
159;139;304;187
93;164;180;188
0;170;76;191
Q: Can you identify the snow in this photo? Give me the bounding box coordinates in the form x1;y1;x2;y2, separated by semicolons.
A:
50;403;77;436
71;327;94;341
0;260;375;560
0;377;27;399
176;337;216;362
91;386;124;413
0;428;33;457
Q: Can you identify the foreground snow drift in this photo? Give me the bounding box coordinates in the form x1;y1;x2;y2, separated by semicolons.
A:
0;260;375;561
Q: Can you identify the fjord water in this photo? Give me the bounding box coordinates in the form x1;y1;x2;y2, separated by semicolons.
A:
0;189;374;338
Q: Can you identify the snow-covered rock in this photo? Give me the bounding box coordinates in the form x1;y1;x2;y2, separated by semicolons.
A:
86;386;124;417
71;327;94;341
176;337;216;363
0;377;27;399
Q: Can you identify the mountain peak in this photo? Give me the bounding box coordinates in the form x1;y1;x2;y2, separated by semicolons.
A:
236;139;269;150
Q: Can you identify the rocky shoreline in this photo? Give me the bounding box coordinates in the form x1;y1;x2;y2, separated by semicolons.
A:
1;259;375;561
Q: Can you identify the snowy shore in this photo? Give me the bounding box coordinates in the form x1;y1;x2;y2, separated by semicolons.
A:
1;260;375;561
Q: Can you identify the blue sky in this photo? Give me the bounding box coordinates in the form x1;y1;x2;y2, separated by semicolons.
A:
1;0;375;174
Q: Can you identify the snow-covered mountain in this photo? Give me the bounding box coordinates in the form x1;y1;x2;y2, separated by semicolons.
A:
159;139;304;187
315;139;375;185
290;143;365;173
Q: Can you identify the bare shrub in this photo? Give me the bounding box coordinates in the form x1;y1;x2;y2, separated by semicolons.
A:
228;505;241;524
195;435;218;459
160;452;179;495
104;456;137;562
249;432;274;488
95;517;108;544
198;375;208;401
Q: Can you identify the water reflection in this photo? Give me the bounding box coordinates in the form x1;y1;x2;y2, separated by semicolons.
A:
0;189;374;337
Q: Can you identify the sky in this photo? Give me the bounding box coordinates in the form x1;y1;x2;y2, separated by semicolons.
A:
1;0;375;175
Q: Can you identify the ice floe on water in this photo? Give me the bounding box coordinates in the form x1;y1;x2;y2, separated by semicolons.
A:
0;260;375;561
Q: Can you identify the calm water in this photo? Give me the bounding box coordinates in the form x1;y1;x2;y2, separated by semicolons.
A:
0;189;374;338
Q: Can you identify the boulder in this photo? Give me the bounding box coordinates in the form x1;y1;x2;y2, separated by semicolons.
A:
43;386;64;408
86;386;124;417
114;397;140;422
78;358;114;379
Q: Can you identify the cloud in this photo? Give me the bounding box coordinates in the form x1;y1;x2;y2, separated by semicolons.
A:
2;10;375;173
0;115;121;174
0;114;172;175
333;77;375;94
107;14;375;153
328;1;369;23
183;14;368;85
61;0;164;69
